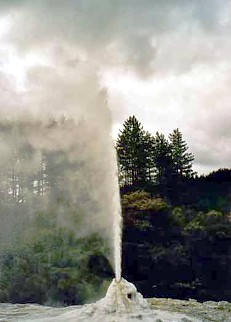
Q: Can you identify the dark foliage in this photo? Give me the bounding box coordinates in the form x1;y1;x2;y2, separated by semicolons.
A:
122;192;231;302
118;116;231;302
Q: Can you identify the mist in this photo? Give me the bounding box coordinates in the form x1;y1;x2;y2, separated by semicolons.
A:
0;64;120;274
0;1;134;284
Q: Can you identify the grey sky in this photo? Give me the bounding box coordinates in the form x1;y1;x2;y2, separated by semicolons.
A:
0;0;231;174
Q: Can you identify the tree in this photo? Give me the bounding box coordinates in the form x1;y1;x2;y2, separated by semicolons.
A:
116;116;151;186
153;132;173;187
169;129;194;179
143;131;155;183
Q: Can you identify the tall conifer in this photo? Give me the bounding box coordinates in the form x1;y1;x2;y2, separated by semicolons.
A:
153;131;173;185
169;128;194;178
116;116;151;186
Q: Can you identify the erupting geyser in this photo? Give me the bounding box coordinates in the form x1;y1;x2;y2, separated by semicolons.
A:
112;149;123;282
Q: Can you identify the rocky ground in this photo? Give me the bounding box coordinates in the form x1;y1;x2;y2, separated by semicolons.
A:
149;297;231;322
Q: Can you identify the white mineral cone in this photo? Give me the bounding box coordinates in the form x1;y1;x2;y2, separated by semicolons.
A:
101;277;150;314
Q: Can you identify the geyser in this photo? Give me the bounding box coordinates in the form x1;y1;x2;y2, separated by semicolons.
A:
112;148;123;282
102;278;150;313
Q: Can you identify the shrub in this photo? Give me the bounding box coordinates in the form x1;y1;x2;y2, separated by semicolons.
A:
0;229;113;305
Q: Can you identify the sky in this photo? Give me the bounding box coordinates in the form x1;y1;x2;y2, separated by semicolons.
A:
0;0;231;174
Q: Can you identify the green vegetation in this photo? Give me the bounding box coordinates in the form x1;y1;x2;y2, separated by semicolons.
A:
122;191;231;301
118;116;231;302
0;226;113;305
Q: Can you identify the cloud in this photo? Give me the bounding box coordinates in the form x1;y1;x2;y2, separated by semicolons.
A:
0;71;24;117
0;0;229;76
0;0;230;173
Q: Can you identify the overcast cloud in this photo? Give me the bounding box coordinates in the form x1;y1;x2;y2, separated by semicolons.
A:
0;0;231;173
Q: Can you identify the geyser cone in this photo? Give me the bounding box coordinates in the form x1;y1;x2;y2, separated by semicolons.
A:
51;278;152;321
102;278;150;314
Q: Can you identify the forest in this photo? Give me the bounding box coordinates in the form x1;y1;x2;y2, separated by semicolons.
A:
118;116;231;302
0;116;230;305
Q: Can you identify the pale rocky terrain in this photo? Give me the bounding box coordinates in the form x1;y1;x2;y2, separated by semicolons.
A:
0;279;230;322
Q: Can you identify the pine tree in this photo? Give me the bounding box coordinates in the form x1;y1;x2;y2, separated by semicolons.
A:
153;131;173;185
116;116;151;186
169;128;194;178
144;131;156;182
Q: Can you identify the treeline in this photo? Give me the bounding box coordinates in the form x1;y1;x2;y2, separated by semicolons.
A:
0;118;85;246
117;116;231;301
116;115;195;204
0;118;77;203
